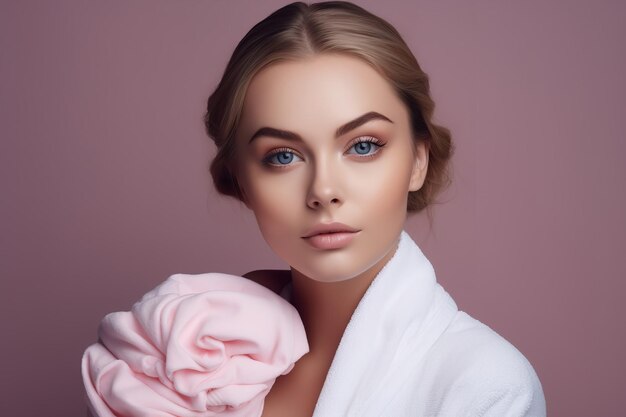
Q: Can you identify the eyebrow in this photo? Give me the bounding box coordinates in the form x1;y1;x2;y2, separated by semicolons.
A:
247;111;393;144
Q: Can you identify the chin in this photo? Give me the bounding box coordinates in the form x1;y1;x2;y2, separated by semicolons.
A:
277;229;402;283
294;252;384;283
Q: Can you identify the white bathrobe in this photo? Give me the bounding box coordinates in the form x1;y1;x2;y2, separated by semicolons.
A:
83;229;546;417
279;230;546;417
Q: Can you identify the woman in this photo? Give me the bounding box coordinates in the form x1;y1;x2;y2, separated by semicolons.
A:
83;2;546;416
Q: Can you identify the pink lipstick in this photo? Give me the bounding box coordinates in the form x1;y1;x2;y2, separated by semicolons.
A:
302;222;360;250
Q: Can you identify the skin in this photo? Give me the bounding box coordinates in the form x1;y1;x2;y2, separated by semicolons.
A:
234;53;429;414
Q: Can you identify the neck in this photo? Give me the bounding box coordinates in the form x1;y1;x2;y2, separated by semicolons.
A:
289;239;399;356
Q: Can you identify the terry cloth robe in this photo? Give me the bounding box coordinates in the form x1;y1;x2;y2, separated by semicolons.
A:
279;230;546;417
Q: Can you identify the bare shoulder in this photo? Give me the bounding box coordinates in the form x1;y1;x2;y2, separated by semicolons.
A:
243;269;292;295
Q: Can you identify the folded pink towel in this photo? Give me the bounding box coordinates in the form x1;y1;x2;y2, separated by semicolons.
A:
82;273;309;417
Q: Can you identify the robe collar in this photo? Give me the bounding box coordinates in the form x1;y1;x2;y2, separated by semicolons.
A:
281;230;459;417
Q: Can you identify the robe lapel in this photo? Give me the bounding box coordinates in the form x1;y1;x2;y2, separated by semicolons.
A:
311;230;459;417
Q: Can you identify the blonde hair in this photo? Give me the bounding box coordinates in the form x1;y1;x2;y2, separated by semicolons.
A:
204;1;454;217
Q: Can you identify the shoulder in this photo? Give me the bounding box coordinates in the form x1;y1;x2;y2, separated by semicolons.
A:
243;269;291;295
422;311;546;417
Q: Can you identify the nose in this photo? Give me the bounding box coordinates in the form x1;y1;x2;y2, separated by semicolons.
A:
306;158;343;210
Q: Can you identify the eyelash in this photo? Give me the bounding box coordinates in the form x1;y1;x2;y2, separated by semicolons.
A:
261;136;386;168
347;136;386;158
260;147;299;169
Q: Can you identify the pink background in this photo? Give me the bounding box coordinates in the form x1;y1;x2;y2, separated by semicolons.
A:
2;1;624;416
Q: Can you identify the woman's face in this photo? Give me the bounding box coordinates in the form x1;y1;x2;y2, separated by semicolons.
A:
234;53;428;283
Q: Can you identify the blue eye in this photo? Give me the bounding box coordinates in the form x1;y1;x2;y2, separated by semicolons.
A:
347;138;383;156
264;150;303;166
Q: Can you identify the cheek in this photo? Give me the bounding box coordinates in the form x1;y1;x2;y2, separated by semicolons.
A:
243;170;305;229
351;157;412;215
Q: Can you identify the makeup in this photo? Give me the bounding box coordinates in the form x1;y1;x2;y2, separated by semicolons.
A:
236;54;428;283
303;231;361;250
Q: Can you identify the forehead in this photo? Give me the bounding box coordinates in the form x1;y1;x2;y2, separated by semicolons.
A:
238;54;409;138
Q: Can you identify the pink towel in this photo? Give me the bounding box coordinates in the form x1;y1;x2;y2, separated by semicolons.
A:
82;273;309;417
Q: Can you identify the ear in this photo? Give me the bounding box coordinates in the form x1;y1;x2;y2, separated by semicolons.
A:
408;140;429;192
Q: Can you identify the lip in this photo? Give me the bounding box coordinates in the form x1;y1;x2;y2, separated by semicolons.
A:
301;222;361;250
302;222;360;238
